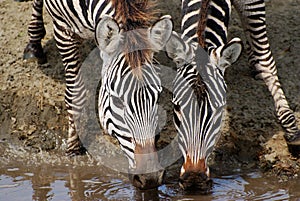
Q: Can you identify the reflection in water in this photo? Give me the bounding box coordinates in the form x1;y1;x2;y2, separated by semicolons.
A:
1;159;300;201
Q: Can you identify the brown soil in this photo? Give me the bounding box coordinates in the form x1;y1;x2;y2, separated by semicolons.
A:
0;0;300;179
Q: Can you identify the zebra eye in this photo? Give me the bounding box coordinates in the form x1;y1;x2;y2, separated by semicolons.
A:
111;95;124;108
174;103;181;112
172;102;182;124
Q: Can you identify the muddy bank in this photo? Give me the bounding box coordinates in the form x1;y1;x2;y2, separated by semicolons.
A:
0;0;300;180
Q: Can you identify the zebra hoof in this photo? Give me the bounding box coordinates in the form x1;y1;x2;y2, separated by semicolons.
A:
285;131;300;157
23;42;47;64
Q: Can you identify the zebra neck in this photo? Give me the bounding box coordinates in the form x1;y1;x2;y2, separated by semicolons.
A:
181;0;202;43
181;0;232;50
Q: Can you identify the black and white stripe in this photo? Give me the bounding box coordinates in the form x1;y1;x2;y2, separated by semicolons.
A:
23;0;173;174
42;0;114;155
181;0;231;52
232;0;299;139
166;30;241;168
164;0;300;190
166;28;242;190
172;52;226;165
179;0;299;165
98;54;162;167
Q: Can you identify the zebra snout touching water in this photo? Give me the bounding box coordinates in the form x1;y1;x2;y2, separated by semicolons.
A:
163;0;300;192
23;0;173;190
96;14;173;189
128;144;165;189
165;33;243;192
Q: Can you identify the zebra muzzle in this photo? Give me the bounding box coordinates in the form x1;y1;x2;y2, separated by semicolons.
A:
179;171;212;193
129;169;165;190
128;143;165;189
179;157;212;193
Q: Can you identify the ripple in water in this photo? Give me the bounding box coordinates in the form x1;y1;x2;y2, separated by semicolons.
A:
0;164;299;201
158;172;295;201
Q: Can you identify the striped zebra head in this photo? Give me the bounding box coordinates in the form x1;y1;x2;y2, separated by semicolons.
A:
166;33;242;192
95;16;173;189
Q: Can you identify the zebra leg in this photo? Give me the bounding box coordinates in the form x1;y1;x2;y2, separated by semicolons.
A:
53;23;87;155
232;0;300;147
23;0;47;64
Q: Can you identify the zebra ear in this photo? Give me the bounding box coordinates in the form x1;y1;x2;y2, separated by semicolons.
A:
221;38;243;64
150;15;173;51
211;37;243;72
165;32;190;66
218;38;243;70
95;16;121;54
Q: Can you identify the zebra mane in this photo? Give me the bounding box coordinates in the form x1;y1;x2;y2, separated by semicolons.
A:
112;0;158;75
191;71;208;104
196;0;211;48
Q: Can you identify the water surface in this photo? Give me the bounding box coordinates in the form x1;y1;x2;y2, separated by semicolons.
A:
1;156;299;201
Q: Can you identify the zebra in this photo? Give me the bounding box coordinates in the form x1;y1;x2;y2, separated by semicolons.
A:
166;33;242;191
182;0;300;144
23;0;173;189
166;0;300;191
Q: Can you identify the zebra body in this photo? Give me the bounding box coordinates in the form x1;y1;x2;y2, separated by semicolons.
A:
181;0;231;50
169;0;300;191
24;0;173;189
25;0;115;155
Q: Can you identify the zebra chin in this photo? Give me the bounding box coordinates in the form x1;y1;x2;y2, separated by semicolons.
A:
179;157;213;193
128;143;165;190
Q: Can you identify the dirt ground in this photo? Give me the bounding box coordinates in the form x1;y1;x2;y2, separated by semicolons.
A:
0;0;300;179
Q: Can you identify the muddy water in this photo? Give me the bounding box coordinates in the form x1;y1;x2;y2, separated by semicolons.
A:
1;0;300;200
1;153;300;201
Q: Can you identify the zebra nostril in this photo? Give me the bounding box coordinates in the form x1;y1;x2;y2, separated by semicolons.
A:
130;171;164;190
132;175;144;188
